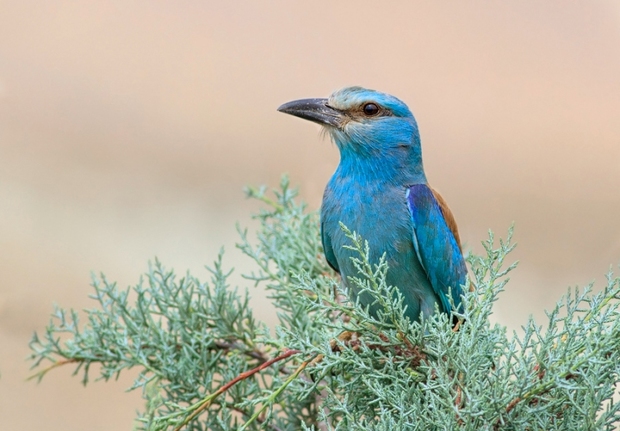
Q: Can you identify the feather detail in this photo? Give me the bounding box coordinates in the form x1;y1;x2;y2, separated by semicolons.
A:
431;187;462;251
407;184;467;314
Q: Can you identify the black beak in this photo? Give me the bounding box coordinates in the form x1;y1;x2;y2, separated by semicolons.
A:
277;98;342;128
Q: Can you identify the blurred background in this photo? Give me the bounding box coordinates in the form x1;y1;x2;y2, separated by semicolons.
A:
1;1;619;429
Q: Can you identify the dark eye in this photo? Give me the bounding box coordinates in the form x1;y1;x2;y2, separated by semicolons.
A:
363;103;379;116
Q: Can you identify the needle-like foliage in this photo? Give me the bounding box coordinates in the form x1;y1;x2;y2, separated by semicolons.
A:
29;176;620;430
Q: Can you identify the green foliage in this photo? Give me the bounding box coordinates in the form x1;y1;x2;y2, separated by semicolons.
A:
29;176;620;430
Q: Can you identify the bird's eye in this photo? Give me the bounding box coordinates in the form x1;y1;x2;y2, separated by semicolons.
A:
362;103;379;116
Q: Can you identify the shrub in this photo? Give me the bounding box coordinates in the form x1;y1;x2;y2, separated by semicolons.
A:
29;176;620;430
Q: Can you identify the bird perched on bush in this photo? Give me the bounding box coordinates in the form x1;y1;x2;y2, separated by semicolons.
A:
278;87;467;323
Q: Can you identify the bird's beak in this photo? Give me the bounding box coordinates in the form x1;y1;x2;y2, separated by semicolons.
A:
277;98;342;128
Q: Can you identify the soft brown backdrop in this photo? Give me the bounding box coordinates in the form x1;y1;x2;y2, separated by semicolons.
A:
1;1;619;429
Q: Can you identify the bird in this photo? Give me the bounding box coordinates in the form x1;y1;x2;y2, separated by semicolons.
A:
277;86;467;323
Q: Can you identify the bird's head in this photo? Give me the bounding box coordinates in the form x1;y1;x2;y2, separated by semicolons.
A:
277;86;421;160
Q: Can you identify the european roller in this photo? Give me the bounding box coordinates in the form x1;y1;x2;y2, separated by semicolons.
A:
277;86;467;323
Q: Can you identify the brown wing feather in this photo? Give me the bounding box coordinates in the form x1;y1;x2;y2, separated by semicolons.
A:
430;187;462;251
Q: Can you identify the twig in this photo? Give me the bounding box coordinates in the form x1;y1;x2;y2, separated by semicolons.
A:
27;358;80;382
213;340;269;363
239;354;316;431
228;404;284;431
173;349;301;431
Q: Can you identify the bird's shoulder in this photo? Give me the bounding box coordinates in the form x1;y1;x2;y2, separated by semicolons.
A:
406;183;467;313
429;187;462;251
406;184;462;251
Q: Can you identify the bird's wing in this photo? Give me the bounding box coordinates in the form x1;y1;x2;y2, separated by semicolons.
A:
321;219;340;272
407;184;467;313
430;187;462;251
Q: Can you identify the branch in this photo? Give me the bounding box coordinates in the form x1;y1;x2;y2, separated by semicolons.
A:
171;349;302;431
239;354;316;431
27;358;80;382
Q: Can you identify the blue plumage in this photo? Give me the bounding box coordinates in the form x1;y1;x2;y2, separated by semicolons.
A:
407;184;466;315
278;87;467;322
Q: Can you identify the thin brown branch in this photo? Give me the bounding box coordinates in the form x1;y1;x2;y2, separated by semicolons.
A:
174;348;301;431
213;340;269;363
239;354;317;431
27;357;80;382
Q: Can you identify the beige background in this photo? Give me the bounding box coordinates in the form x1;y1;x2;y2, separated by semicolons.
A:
1;1;620;429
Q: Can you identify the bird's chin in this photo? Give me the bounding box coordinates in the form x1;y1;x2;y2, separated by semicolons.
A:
319;125;336;141
324;126;349;143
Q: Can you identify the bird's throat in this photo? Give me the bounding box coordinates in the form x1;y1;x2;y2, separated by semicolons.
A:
335;147;427;186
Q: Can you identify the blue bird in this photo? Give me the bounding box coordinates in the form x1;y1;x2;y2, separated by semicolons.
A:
278;87;467;323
